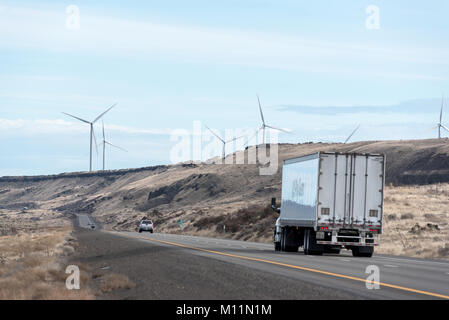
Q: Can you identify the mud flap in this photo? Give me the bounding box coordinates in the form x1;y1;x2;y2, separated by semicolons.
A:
352;246;374;257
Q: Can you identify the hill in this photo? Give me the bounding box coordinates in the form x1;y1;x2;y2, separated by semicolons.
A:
0;138;448;259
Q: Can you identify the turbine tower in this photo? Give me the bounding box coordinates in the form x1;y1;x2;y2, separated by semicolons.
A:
344;124;360;144
62;103;116;171
205;125;244;159
99;121;127;171
256;95;289;144
435;95;448;139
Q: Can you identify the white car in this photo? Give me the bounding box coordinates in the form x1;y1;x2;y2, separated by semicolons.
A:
138;220;154;233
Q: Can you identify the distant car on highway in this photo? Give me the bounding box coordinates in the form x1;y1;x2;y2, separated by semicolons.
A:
138;220;154;233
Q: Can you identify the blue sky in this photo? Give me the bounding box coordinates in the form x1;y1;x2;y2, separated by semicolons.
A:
1;1;448;175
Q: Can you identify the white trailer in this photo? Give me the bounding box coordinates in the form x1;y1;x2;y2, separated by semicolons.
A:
273;152;385;257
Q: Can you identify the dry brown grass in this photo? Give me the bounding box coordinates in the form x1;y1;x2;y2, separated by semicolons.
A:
0;225;94;300
379;183;449;259
191;204;277;242
97;273;135;294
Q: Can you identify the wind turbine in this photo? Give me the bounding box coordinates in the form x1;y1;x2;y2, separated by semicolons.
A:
344;124;360;144
99;121;127;171
205;125;244;159
256;95;289;145
62;103;117;171
432;95;448;139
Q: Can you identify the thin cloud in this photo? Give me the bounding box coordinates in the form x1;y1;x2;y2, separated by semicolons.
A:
277;98;444;115
0;118;173;136
0;5;448;79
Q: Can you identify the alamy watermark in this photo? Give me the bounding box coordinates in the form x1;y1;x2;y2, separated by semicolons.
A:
66;265;80;290
365;265;380;290
169;121;279;175
66;5;80;30
365;5;380;30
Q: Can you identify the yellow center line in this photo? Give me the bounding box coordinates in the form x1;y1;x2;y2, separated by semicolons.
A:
118;232;449;300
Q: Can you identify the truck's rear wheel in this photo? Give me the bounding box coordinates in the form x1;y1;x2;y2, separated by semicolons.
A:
303;229;323;255
280;228;287;252
303;229;317;255
280;228;299;252
303;229;310;255
274;241;281;251
352;246;374;257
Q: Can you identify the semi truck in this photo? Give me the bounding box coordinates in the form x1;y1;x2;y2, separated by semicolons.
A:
273;152;385;257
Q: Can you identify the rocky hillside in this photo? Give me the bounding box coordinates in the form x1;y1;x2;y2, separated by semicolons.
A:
1;139;448;242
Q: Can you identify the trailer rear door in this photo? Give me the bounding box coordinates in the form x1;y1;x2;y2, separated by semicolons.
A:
317;153;384;229
363;155;384;227
317;153;351;226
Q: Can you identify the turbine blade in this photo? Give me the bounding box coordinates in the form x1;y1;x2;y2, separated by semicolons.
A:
265;124;290;133
205;125;225;143
441;124;449;132
62;112;91;124
344;124;360;144
423;126;438;133
92;126;98;155
257;94;265;125
93;103;117;123
225;134;247;143
105;141;128;152
440;95;444;124
102;121;105;141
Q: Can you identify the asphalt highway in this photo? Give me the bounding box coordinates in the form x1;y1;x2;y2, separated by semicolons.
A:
107;230;449;300
76;213;97;229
